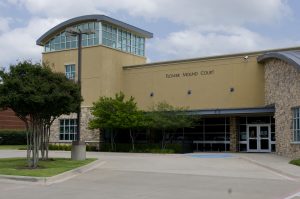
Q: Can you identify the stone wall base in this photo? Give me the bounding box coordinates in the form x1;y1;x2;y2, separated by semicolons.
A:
50;107;99;143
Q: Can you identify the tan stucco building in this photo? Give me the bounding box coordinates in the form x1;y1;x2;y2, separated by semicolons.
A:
37;15;300;157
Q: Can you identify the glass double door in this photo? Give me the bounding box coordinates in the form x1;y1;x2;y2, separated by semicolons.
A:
247;125;271;152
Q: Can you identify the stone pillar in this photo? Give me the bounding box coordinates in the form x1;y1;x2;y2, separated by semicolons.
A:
230;116;239;152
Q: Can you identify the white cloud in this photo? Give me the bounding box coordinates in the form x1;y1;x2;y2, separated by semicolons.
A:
0;18;11;33
0;17;63;67
6;0;290;26
150;25;300;60
0;0;296;66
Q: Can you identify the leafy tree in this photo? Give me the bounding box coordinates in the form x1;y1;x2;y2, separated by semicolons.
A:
0;61;81;168
148;102;193;149
89;92;147;151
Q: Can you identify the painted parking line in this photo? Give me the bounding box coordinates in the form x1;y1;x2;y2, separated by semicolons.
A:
188;154;234;158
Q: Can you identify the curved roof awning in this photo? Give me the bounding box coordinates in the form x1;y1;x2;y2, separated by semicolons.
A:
36;15;153;46
257;50;300;70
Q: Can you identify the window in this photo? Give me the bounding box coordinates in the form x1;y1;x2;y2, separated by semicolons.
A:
43;21;145;56
293;107;300;142
102;23;145;56
44;22;100;52
59;119;77;141
65;64;75;80
102;23;117;48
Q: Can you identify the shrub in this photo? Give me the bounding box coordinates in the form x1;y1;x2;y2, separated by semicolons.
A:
48;143;98;151
100;143;182;153
86;145;98;151
49;144;72;151
0;130;27;145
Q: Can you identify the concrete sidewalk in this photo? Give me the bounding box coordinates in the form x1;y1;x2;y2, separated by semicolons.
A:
237;153;300;179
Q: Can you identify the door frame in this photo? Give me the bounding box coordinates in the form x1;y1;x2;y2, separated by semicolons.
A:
247;124;271;152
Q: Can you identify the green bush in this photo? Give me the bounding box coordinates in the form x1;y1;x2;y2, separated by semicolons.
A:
86;145;98;151
49;144;72;151
100;143;182;153
0;130;27;145
48;143;98;151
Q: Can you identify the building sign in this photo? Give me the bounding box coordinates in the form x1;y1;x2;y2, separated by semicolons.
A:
165;70;214;78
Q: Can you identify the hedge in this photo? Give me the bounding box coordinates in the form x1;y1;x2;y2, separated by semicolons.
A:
48;144;98;151
100;143;182;153
0;130;27;145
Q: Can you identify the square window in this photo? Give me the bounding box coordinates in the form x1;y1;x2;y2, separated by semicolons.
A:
82;39;87;46
240;131;247;141
59;119;77;141
66;42;71;49
88;22;94;29
60;43;66;49
65;64;75;80
71;41;77;48
94;38;99;45
95;22;99;29
88;39;93;46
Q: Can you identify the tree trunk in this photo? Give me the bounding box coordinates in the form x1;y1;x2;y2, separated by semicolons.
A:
129;129;135;151
161;129;166;149
110;129;115;151
40;124;45;160
45;125;50;160
29;116;42;168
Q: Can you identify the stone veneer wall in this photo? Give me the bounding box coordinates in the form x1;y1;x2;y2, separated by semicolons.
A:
229;116;238;152
50;107;99;143
265;59;300;158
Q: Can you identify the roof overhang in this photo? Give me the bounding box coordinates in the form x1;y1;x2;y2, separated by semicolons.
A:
185;106;275;116
36;15;153;46
257;50;300;70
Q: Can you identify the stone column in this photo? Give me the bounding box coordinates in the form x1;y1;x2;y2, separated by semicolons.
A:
230;116;239;152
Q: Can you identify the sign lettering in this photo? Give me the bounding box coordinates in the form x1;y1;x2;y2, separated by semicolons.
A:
165;70;214;78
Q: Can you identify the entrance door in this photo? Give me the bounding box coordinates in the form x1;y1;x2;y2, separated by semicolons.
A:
247;125;271;152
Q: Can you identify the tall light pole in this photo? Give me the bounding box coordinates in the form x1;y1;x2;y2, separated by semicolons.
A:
66;27;95;160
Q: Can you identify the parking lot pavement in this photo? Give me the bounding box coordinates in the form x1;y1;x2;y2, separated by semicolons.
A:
236;153;300;179
1;150;300;199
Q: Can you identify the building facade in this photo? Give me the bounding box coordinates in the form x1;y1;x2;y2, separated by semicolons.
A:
37;15;300;158
0;109;26;130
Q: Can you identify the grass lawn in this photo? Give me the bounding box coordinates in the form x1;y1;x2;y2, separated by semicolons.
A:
0;158;96;177
0;145;26;150
290;159;300;166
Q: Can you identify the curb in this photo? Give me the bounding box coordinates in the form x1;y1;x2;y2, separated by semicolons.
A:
0;159;106;184
239;156;300;181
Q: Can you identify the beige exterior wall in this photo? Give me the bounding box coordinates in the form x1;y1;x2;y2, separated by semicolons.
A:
44;45;146;142
43;45;146;107
264;59;300;158
123;54;265;110
43;46;266;111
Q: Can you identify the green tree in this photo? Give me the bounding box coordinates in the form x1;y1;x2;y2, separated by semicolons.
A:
148;102;193;149
89;92;147;151
0;61;81;168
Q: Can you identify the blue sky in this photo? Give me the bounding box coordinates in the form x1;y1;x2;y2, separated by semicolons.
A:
0;0;300;67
